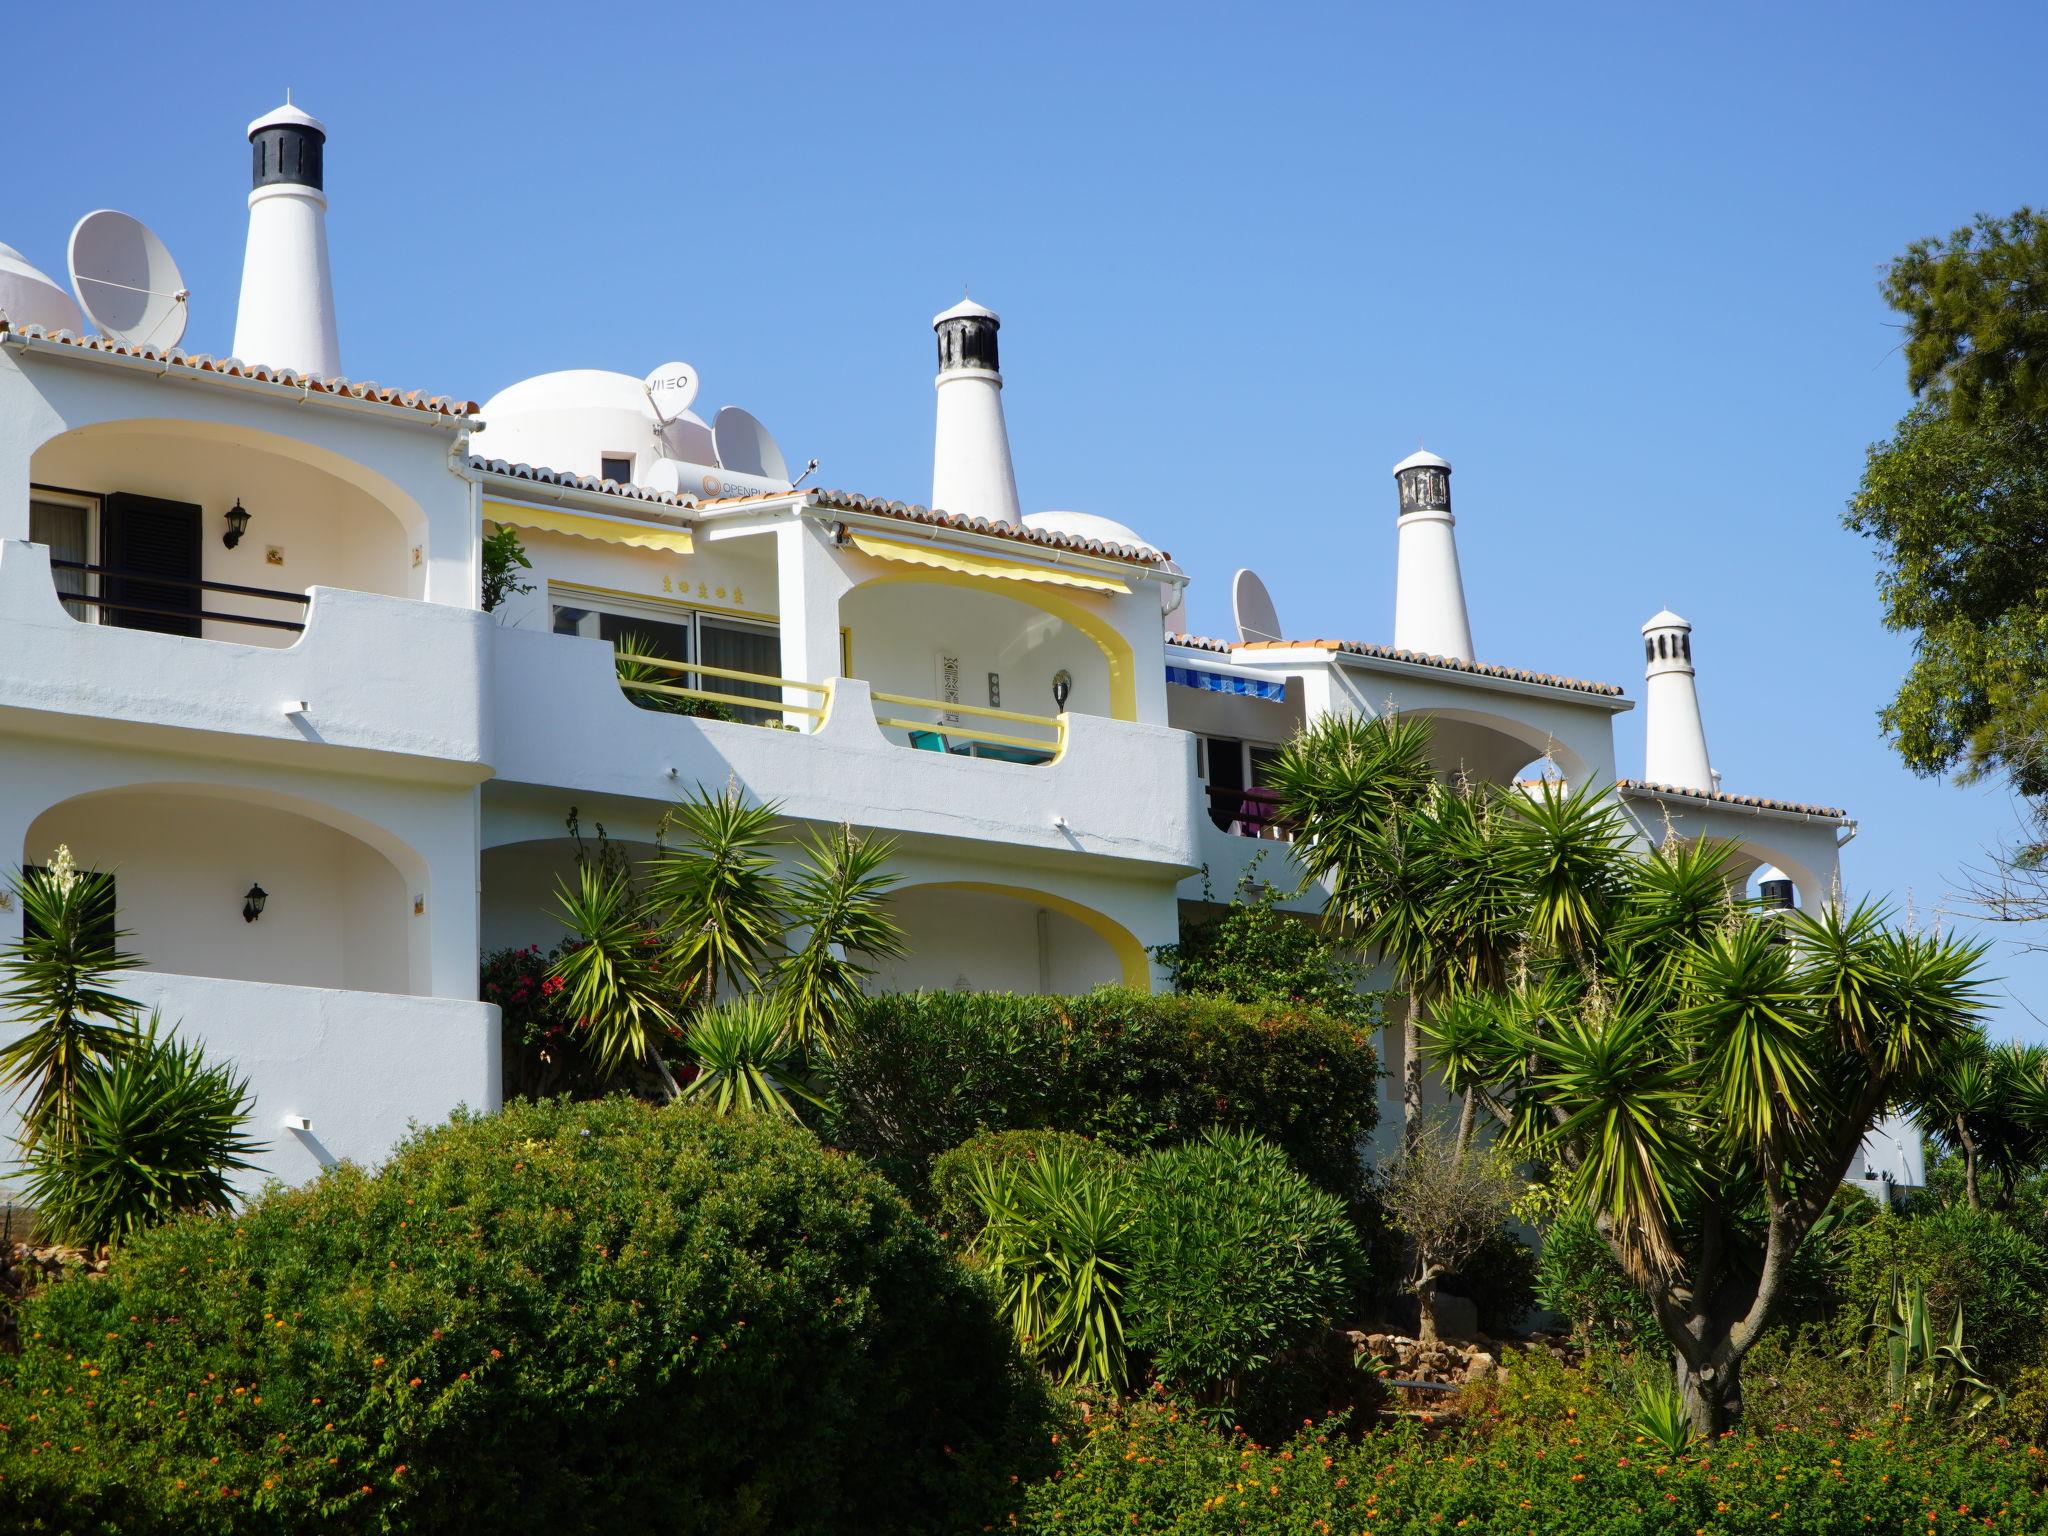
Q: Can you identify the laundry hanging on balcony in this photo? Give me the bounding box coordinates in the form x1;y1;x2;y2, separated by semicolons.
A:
846;533;1131;594
483;500;694;554
1164;664;1287;701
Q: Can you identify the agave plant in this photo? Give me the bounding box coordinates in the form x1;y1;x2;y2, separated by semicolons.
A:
679;995;821;1120
1847;1276;2001;1420
967;1145;1133;1391
1628;1379;1702;1459
21;1019;259;1250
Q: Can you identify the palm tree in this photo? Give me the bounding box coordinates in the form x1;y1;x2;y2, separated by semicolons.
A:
774;826;906;1051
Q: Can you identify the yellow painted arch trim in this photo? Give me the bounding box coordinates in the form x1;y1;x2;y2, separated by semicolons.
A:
905;881;1154;990
848;533;1131;595
847;567;1140;722
485;499;694;554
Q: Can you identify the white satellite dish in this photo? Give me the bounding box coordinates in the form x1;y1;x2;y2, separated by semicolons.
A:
644;360;700;419
1233;568;1283;644
68;210;189;347
712;405;789;483
0;243;85;333
655;412;717;467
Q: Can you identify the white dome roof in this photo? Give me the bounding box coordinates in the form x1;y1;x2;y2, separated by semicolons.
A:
248;99;327;138
1641;609;1691;632
1022;509;1159;556
481;368;656;421
933;294;998;327
1393;448;1451;475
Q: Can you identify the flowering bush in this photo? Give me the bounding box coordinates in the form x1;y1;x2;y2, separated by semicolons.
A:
0;1098;1053;1534
1018;1351;2048;1533
482;942;593;1100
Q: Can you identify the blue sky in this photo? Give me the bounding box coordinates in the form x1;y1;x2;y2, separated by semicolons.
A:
11;2;2048;1028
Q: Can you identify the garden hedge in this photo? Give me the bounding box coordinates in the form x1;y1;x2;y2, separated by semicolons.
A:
0;1098;1051;1535
827;987;1380;1200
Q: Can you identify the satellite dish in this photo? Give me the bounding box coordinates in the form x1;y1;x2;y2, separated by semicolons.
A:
643;459;728;500
68;210;188;347
655;412;717;467
1233;568;1283;644
0;243;85;333
644;360;700;419
712;406;789;483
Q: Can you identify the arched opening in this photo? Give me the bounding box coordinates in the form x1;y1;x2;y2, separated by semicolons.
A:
869;882;1150;993
28;418;423;647
842;570;1139;725
24;784;426;993
1725;841;1831;915
1406;706;1592;789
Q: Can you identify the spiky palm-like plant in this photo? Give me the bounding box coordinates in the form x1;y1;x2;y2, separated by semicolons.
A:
0;851;142;1150
551;863;682;1097
646;785;788;1004
775;826;905;1051
679;995;821;1120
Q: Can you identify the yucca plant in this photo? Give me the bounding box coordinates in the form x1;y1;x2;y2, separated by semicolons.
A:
551;863;682;1097
645;785;788;1004
774;825;905;1051
967;1146;1133;1391
21;1020;259;1250
1;849;142;1150
679;995;821;1120
1847;1276;2001;1420
1628;1379;1701;1459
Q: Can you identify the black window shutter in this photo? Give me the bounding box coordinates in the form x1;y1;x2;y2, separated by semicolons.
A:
103;493;202;637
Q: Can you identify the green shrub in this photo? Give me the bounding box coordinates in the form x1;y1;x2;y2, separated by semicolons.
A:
1438;1225;1538;1336
1833;1204;2048;1373
1018;1353;2048;1533
1536;1208;1661;1347
1125;1129;1362;1409
1152;883;1378;1027
0;1098;1051;1535
21;1024;259;1250
828;987;1379;1200
931;1129;1128;1244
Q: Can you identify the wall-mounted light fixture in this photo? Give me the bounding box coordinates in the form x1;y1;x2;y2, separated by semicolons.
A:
223;498;252;549
242;882;268;923
1052;669;1073;712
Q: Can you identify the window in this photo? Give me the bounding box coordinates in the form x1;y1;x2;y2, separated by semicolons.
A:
29;490;98;623
551;587;782;723
600;454;634;485
102;492;202;637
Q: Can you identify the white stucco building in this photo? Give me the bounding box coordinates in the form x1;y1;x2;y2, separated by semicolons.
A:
0;101;1865;1191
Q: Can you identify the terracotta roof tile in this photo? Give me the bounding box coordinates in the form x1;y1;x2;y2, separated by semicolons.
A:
694;487;1170;566
471;458;697;510
1167;633;1236;653
1618;778;1849;822
1228;637;1628;698
1;323;478;418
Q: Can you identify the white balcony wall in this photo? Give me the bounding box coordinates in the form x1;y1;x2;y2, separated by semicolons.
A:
0;541;491;769
0;974;499;1198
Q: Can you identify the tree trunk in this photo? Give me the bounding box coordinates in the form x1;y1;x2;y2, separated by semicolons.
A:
1957;1116;1980;1209
1416;1269;1440;1345
1456;1086;1477;1155
646;1041;682;1102
1402;994;1424;1152
1675;1350;1741;1438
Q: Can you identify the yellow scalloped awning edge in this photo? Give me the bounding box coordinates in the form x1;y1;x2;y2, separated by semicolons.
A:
848;533;1130;594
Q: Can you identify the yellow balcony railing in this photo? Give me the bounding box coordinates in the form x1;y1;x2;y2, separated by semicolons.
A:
870;691;1065;765
614;652;830;731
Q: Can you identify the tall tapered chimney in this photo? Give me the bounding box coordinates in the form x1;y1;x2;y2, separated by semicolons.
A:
1641;609;1714;791
1392;448;1474;661
232;96;340;376
930;295;1021;526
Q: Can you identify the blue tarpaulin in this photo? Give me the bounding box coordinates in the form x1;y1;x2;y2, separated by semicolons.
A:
1164;665;1287;701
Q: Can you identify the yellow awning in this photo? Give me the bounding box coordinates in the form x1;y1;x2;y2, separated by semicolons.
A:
848;533;1130;594
484;499;694;554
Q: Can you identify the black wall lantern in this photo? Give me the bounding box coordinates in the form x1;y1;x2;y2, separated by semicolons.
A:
242;882;268;923
223;498;252;549
1051;669;1073;712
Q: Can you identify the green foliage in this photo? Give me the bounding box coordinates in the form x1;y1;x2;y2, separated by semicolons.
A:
612;631;738;720
20;1020;259;1250
773;826;906;1050
0;851;141;1149
931;1129;1128;1243
479;523;533;613
678;995;820;1119
0;1098;1052;1535
646;784;787;1002
1124;1129;1362;1410
1015;1353;2048;1533
550;862;679;1084
482;941;595;1100
1626;1378;1701;1460
1536;1209;1661;1348
1883;208;2048;423
966;1143;1135;1391
1832;1205;2048;1372
1151;877;1376;1028
1845;400;2048;795
1381;1130;1520;1341
827;988;1380;1201
1437;1225;1538;1337
1843;1276;2001;1420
